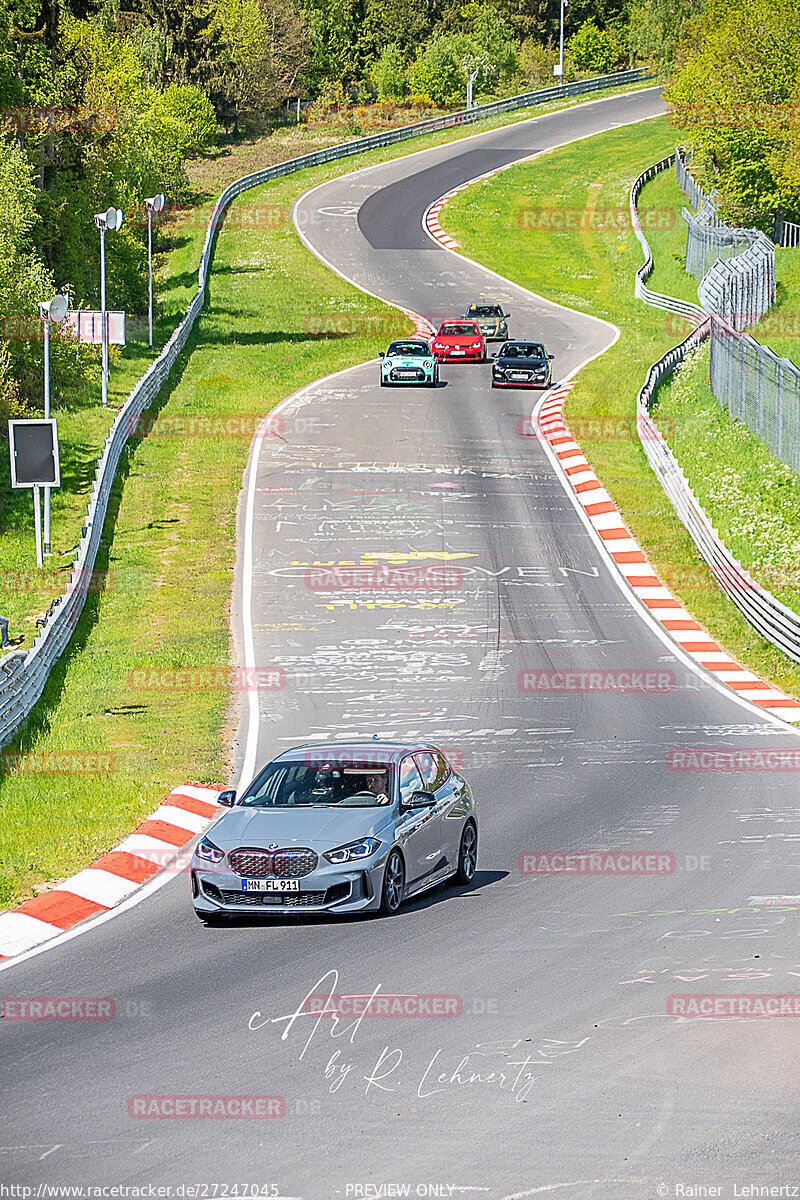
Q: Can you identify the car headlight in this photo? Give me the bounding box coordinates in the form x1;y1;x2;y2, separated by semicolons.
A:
196;837;224;864
424;360;433;368
471;341;482;348
323;837;381;865
384;358;393;368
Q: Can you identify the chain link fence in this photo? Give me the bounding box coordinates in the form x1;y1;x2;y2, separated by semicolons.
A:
631;159;800;668
674;148;798;472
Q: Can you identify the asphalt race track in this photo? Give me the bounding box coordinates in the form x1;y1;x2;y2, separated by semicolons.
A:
4;88;800;1199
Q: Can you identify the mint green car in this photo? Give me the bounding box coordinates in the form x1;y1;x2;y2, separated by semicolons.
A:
379;339;438;387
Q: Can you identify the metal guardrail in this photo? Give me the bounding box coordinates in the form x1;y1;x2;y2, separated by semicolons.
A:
0;68;653;751
631;158;800;666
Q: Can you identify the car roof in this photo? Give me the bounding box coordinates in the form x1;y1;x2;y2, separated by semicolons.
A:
270;740;443;765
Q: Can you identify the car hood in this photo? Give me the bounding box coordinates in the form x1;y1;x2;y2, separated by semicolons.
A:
436;335;482;344
384;355;431;367
205;806;395;852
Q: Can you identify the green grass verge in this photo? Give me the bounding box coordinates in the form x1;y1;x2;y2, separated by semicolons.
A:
441;116;800;700
0;82;657;911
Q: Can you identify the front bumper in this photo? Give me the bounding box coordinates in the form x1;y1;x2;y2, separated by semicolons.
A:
492;373;550;388
191;857;387;916
434;348;484;361
382;367;433;384
478;326;507;341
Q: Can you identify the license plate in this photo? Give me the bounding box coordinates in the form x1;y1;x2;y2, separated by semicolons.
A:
397;371;417;378
511;373;529;380
451;350;465;355
242;879;300;892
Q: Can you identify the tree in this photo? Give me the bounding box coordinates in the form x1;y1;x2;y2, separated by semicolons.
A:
665;0;800;224
626;0;696;75
408;34;469;105
371;42;406;98
567;19;623;73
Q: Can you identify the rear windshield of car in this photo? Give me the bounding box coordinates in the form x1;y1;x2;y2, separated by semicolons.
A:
440;324;479;336
388;342;429;356
240;761;395;807
500;343;546;359
467;306;502;317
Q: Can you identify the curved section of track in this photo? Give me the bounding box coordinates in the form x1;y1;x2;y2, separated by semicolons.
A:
4;89;800;1199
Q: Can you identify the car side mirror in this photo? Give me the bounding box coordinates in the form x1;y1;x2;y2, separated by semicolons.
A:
217;789;237;807
504;312;511;317
402;789;436;809
378;352;385;358
548;354;554;360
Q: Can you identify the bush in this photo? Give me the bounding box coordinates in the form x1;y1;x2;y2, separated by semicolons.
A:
372;44;407;99
409;36;468;106
567;20;624;74
148;85;218;159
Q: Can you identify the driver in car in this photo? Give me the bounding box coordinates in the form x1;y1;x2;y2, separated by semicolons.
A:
365;771;390;805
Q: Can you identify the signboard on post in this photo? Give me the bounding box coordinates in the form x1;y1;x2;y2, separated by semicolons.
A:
63;310;126;346
8;419;61;568
9;419;60;488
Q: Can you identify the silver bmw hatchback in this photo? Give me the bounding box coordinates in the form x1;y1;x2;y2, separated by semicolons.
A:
191;741;478;921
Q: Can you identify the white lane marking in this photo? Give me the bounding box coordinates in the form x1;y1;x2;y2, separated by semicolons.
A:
38;1145;61;1160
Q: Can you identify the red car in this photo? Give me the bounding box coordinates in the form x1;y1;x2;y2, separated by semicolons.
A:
431;320;486;363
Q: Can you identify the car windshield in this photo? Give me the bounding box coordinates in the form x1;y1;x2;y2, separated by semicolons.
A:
240;761;394;808
440;324;479;336
387;342;428;356
467;306;501;317
500;343;546;359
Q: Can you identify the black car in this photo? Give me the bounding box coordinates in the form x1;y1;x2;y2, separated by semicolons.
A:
465;303;509;341
491;341;554;389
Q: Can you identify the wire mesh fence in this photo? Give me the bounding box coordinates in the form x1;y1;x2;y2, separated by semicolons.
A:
674;148;798;472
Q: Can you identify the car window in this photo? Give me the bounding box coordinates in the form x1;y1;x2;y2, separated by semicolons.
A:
413;752;437;790
430;753;451;790
399;756;425;803
467;305;501;317
388;342;428;356
502;343;545;359
440;324;479;336
241;761;395;807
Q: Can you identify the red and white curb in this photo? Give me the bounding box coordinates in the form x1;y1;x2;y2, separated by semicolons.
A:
0;783;222;961
404;308;436;338
538;385;800;722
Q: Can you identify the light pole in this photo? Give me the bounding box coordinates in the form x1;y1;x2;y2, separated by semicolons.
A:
144;194;165;348
38;294;68;556
94;206;124;407
466;69;479;110
555;0;567;78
